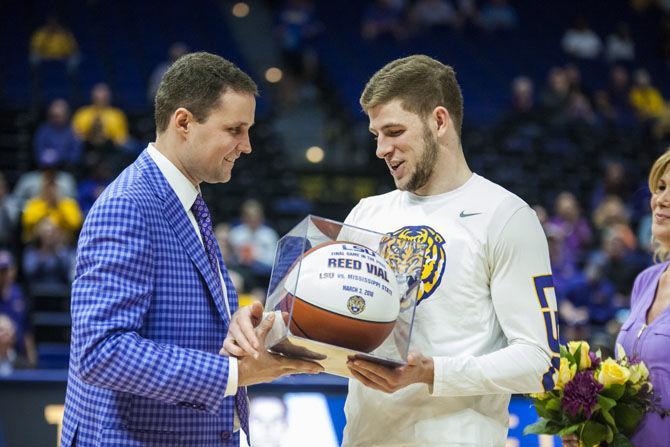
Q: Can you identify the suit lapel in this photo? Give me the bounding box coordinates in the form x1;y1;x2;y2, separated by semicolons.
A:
137;150;230;323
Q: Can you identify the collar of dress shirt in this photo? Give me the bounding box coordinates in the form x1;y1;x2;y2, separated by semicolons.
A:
147;143;200;212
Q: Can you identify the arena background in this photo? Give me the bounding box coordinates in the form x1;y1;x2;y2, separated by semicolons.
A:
1;0;669;445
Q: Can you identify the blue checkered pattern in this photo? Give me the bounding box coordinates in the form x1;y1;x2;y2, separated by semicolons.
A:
61;150;240;446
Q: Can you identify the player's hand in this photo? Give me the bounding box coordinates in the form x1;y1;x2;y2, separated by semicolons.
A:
237;312;324;386
561;434;579;447
347;352;434;393
221;302;264;358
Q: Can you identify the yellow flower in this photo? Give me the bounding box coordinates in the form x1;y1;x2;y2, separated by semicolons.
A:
597;358;631;387
556;357;577;390
568;340;591;370
530;391;551;400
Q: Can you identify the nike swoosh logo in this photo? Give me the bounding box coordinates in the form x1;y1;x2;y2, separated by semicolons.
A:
459;211;482;218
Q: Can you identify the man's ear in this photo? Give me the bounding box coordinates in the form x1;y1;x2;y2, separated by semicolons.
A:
173;108;192;138
433;106;451;136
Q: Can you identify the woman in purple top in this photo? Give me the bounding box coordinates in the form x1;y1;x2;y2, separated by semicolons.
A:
615;149;670;446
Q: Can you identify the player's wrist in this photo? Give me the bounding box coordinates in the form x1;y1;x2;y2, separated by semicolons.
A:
421;357;434;386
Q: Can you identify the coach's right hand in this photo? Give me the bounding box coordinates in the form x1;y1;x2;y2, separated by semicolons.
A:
234;312;323;386
222;302;265;358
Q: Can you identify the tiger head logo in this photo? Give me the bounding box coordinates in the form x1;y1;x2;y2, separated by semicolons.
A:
379;226;446;305
347;295;366;315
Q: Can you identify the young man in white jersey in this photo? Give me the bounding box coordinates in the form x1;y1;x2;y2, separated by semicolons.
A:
224;55;560;446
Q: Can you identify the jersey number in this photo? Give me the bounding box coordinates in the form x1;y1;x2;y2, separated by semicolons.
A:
534;275;560;391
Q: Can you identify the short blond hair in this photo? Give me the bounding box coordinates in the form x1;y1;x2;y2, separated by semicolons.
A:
648;148;670;262
359;55;464;138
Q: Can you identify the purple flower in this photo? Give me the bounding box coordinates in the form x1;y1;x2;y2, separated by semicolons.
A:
589;351;601;368
562;371;604;419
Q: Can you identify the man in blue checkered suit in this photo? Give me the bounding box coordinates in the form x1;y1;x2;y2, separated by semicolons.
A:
60;52;322;446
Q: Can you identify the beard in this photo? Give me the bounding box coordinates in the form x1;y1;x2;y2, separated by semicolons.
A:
399;124;439;193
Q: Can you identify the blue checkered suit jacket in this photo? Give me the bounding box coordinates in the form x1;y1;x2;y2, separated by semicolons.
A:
61;150;241;446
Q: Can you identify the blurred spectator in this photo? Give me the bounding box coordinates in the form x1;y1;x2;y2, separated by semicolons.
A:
409;0;460;32
585;223;649;300
361;0;406;41
23;219;75;289
12;148;77;210
510;76;535;115
29;15;80;103
33;98;82;169
629;69;667;121
605;23;635;63
456;0;480;28
215;223;244;292
591;161;631;210
0;314;18;376
478;0;518;31
147;42;189;104
277;0;322;80
592;195;630;233
0;173;19;250
29;16;80;69
563;63;585;95
566;92;597;126
593;89;619;126
229;200;279;290
605;65;635;126
532;204;548;226
80;108;129;178
561;16;602;60
76;160;112;215
21;173;83;243
0;250;35;370
72;83;129;146
637;212;653;254
548;191;593;265
540;67;571;119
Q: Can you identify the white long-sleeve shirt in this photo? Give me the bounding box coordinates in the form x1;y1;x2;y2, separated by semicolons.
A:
342;174;559;447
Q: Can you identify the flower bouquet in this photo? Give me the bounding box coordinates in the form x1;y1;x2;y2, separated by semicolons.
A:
523;341;653;447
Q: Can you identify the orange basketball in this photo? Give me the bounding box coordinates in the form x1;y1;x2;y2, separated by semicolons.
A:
283;241;400;353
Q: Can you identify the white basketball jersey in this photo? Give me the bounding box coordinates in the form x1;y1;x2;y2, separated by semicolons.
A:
341;174;559;447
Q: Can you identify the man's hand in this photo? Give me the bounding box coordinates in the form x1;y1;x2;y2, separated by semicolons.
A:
236;313;324;386
221;302;264;358
347;352;434;393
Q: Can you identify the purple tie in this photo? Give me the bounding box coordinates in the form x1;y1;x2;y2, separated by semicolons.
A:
190;194;249;437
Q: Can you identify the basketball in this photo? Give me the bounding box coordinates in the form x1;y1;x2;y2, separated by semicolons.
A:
282;241;400;353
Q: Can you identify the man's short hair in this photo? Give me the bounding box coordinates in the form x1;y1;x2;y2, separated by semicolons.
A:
359;55;464;137
154;52;258;133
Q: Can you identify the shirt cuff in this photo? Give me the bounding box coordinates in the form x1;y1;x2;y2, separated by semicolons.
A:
224;356;238;397
430;356;449;397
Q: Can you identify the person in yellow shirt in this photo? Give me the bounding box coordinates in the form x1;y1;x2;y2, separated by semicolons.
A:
72;83;129;146
22;174;83;243
629;69;667;120
29;16;80;67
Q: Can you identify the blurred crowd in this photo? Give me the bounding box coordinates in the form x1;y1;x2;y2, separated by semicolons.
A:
2;0;670;373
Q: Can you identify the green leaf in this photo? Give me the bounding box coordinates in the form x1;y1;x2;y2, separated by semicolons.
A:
545;398;561;412
605;423;614;443
574;345;582;369
523;419;550;435
612;432;634;447
597;394;617;412
601;384;626;400
613;403;644;436
534;403;557;421
557;424;581;436
560;344;569;357
580;420;608;447
523;418;563;435
600;408;616;428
